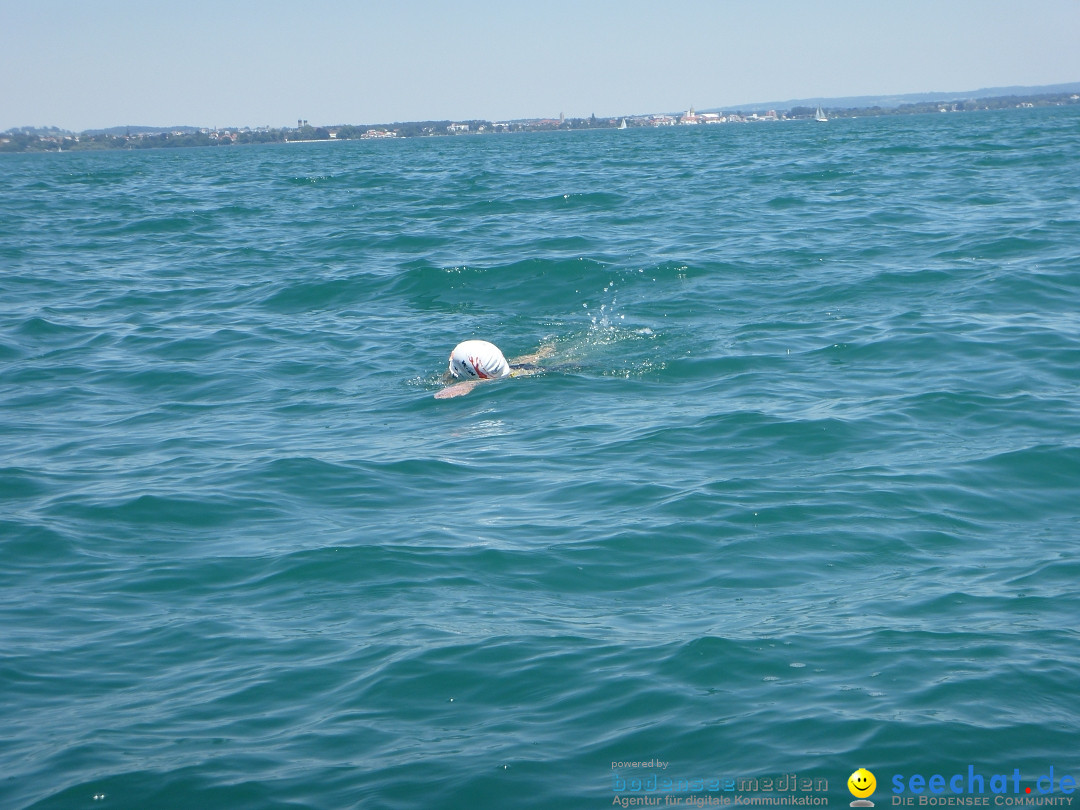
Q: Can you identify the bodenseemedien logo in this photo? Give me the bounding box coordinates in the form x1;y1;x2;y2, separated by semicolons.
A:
849;768;877;807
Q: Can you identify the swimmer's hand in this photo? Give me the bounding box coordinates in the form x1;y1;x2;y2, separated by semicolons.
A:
434;380;481;399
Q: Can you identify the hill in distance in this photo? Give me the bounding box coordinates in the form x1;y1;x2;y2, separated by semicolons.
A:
711;81;1080;114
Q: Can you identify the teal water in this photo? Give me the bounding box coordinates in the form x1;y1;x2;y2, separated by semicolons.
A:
2;108;1079;809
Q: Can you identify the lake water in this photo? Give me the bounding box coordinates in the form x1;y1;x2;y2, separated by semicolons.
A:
3;107;1079;809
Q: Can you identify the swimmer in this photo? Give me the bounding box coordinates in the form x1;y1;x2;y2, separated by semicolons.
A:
435;339;553;399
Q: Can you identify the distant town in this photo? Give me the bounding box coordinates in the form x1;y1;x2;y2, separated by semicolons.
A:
3;89;1079;153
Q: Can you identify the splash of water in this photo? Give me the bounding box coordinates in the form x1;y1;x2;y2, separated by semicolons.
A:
554;278;663;376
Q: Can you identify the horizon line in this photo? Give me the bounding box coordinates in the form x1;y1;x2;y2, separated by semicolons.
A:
6;79;1080;136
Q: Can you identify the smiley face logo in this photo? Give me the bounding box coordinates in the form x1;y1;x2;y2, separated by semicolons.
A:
848;768;876;798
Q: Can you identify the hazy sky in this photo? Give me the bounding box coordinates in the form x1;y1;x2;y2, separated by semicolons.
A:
3;0;1078;131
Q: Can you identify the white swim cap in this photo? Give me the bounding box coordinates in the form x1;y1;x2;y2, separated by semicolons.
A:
448;340;511;380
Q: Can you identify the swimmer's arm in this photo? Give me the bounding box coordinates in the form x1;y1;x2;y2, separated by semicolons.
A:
509;343;555;366
508;344;554;378
434;380;482;399
508;367;542;378
435;369;531;396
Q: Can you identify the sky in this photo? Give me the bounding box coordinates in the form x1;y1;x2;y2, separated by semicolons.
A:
2;0;1079;132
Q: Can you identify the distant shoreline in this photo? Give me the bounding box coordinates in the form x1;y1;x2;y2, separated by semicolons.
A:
4;88;1078;154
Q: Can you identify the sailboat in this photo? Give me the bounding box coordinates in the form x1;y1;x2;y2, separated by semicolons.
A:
618;118;627;130
815;105;828;122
